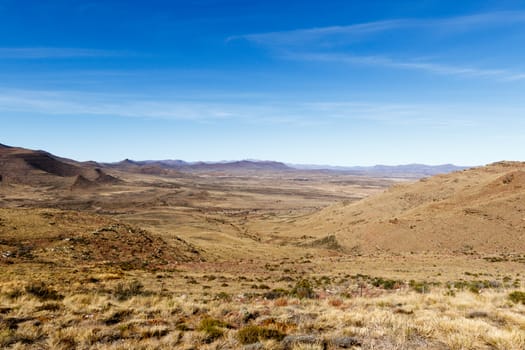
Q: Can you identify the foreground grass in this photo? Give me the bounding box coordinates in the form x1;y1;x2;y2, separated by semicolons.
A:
1;266;524;350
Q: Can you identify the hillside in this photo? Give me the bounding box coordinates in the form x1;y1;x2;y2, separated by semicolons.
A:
0;208;201;268
282;161;525;254
0;144;121;187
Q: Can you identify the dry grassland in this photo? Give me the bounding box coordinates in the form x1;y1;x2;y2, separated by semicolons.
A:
1;259;524;349
1;159;525;349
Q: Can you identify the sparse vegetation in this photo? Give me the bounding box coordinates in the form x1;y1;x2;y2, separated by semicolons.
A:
508;291;525;304
0;239;524;349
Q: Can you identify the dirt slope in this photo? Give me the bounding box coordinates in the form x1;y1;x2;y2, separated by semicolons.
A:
0;208;201;268
283;161;525;254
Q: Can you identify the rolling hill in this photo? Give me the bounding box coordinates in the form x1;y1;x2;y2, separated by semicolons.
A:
282;161;525;254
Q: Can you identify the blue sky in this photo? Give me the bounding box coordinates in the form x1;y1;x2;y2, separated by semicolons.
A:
1;0;524;165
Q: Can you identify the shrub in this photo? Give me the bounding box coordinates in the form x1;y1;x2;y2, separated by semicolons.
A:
199;317;229;330
113;280;144;301
508;291;525;304
237;325;285;345
372;277;400;290
319;275;332;285
198;317;229;343
409;280;430;294
25;282;63;301
290;280;316;299
263;288;289;300
468;282;484;294
215;292;231;301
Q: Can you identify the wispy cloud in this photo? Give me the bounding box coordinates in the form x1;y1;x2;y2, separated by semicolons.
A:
0;89;338;127
229;11;525;81
230;11;525;46
227;19;410;46
0;88;505;128
0;89;237;121
286;52;525;81
0;47;125;59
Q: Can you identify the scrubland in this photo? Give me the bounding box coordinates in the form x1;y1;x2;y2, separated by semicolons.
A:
1;256;524;350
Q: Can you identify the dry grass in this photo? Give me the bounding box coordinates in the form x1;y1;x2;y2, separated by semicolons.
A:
1;204;523;349
1;261;524;349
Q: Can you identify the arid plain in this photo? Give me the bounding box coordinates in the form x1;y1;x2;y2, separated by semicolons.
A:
1;144;524;349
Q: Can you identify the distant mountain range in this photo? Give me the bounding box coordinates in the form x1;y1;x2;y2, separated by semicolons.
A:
106;159;468;177
288;163;469;177
0;143;470;186
107;159;291;173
